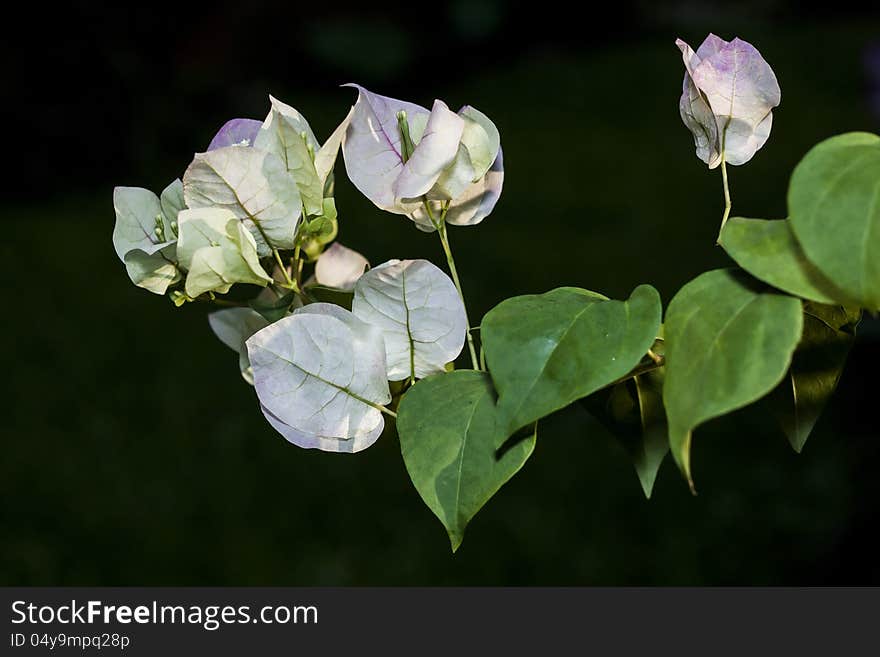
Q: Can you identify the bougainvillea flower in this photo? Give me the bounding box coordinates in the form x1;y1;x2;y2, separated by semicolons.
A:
341;84;503;230
207;118;263;151
676;34;781;168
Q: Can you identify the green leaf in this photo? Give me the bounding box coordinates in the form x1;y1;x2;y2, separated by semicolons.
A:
663;269;803;489
248;290;299;323
582;341;668;499
481;285;662;438
788;132;880;311
397;370;536;552
300;198;339;260
764;302;860;453
719;217;846;305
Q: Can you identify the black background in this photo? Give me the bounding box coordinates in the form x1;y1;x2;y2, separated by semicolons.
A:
3;1;880;585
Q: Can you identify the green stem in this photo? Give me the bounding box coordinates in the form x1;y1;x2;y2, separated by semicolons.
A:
606;354;666;390
273;249;296;289
426;202;481;371
292;241;304;288
372;402;398;419
716;127;732;244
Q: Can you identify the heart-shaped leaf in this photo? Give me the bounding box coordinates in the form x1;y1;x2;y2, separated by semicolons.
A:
481;285;662;438
246;303;392;452
352;259;467;381
183;145;302;256
789;132;880;311
397;370;536;552
719;217;848;305
763;302;861;452
663;269;803;489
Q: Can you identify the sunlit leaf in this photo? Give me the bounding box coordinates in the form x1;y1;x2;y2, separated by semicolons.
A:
482;285;662;437
663;269;803;489
719;217;846;305
789;132;880;311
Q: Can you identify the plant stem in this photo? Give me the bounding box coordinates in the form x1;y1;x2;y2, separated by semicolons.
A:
273;249;296;289
426;202;481;371
373;403;398;419
606;354;666;390
716;127;732;244
292;241;304;288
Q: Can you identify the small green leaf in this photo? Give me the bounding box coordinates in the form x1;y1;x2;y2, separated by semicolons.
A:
482;285;662;438
249;290;298;323
788;132;880;311
663;269;803;489
719;217;846;305
582;341;668;499
764;302;860;452
397;370;536;552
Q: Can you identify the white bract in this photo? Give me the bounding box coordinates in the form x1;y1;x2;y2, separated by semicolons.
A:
207;118;263;150
112;180;184;294
254;96;351;218
182;145;302;256
176;208;272;297
676;34;781;168
314;243;369;291
246;303;392;452
208;307;270;384
352;259;467;380
341;85;503;231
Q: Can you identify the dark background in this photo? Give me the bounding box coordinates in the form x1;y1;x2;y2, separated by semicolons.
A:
3;1;879;585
